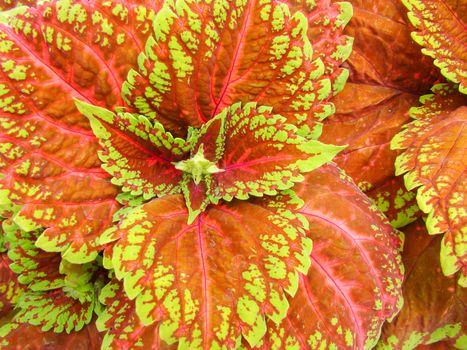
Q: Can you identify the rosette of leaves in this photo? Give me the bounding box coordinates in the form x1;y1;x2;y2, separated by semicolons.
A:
0;0;405;349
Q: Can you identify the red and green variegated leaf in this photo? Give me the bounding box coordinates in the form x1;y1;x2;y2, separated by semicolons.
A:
0;0;172;262
75;100;189;200
9;185;119;264
245;164;404;350
377;220;466;349
0;252;24;318
392;83;467;281
98;278;177;350
15;288;95;333
112;193;146;225
284;0;353;99
400;83;467;120
0;320;102;349
402;0;467;94
4;217;63;291
99;194;311;349
124;0;343;138
194;102;343;201
0;188;20;219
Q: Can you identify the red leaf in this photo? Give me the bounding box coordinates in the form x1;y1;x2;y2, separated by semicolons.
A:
246;164;404;349
123;0;347;137
75;101;189;200
378;220;466;349
392;83;467;282
323;83;414;187
341;0;440;92
322;0;442;185
321;0;442;177
100;194;311;349
321;82;424;227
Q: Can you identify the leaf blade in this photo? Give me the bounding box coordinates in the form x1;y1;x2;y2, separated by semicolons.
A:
246;164;404;350
123;0;345;137
75;100;188;200
392;83;467;281
195;102;343;201
377;220;466;349
104;194;311;349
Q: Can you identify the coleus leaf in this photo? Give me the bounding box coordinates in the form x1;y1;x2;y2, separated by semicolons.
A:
74;99;189;200
377;220;466;349
323;83;419;191
6;235;106;334
15;288;95;333
392;83;467;283
99;194;312;349
418;341;464;350
193;103;343;199
11;255;107;333
98;278;176;350
123;0;346;138
0;0;169;262
283;0;353;98
0;319;102;349
242;164;404;349
402;0;467;94
77;100;342;222
4;216;63;291
0;217;6;252
0;251;24;318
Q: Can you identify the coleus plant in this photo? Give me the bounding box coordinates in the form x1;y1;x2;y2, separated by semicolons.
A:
0;1;464;350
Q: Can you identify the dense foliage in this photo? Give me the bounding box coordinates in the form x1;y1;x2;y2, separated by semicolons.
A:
0;0;464;349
